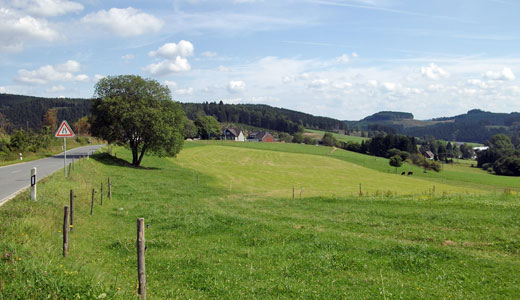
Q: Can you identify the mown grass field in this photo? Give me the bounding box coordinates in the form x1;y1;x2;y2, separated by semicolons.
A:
204;141;519;193
304;129;368;143
0;142;519;299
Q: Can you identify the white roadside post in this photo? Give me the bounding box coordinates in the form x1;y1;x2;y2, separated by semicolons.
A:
19;152;22;160
30;167;37;200
55;120;75;177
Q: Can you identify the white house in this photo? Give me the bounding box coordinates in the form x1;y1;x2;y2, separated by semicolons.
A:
222;128;245;141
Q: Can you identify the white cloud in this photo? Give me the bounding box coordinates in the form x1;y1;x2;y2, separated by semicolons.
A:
467;79;489;89
81;7;163;37
164;80;177;89
143;56;191;76
335;54;349;64
484;67;515;81
228;80;246;93
308;78;329;88
0;86;6;93
201;51;217;57
332;82;352;89
510;86;520;95
0;8;59;53
93;74;105;81
46;85;65;93
56;60;80;73
175;87;194;95
121;54;135;61
149;40;194;59
15;60;88;84
218;65;230;72
10;0;83;17
352;52;359;58
421;63;449;80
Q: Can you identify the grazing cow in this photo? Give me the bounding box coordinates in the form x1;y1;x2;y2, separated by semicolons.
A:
407;171;413;176
401;172;406;175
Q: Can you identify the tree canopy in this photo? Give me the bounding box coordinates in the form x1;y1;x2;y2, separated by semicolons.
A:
90;75;185;167
194;115;221;139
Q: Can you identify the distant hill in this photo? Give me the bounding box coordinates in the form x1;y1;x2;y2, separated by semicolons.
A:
182;102;346;134
0;94;346;134
362;111;413;122
0;94;91;131
351;109;520;143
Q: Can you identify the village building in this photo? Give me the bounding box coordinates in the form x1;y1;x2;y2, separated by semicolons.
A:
424;150;435;160
222;128;245;141
247;131;274;142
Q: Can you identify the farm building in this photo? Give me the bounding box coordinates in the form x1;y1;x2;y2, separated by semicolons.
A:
222;128;245;141
424;150;435;160
247;131;274;142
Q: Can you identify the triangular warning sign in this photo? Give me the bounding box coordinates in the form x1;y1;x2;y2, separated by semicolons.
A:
55;120;75;138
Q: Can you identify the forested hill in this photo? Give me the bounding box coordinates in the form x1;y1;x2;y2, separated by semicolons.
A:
0;94;91;131
362;111;414;122
0;94;345;134
352;109;520;143
182;102;346;134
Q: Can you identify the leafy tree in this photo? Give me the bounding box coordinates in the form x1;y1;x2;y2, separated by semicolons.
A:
183;118;198;139
73;116;90;136
90;75;185;167
303;136;318;145
292;133;303;143
487;134;514;151
321;132;336;146
194;115;221;139
43;108;57;130
10;129;29;151
493;155;520;176
389;155;403;173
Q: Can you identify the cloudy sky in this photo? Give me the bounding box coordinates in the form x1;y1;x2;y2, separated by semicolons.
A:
1;0;519;120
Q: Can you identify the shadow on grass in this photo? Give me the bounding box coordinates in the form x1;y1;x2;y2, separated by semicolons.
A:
91;153;160;170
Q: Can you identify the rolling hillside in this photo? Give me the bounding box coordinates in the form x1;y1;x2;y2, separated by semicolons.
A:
1;142;518;299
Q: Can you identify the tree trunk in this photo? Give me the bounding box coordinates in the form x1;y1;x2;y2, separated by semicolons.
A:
137;145;147;167
132;145;139;167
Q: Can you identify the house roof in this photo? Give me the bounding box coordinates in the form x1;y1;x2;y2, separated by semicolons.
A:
223;127;242;137
248;131;272;140
425;150;435;158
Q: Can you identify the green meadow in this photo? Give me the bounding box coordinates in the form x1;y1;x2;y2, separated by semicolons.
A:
0;141;519;299
304;129;368;143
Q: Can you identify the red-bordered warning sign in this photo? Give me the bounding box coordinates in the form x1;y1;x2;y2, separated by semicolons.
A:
55;120;75;138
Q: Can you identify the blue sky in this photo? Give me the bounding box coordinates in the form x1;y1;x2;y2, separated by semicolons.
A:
1;0;519;120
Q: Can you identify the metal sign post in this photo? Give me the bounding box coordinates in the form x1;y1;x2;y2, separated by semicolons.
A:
55;120;75;177
64;137;67;176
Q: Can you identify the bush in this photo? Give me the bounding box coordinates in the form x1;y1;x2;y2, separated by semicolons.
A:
303;136;318;145
493;156;520;176
292;133;304;144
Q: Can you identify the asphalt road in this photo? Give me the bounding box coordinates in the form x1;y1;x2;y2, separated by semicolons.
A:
0;144;105;206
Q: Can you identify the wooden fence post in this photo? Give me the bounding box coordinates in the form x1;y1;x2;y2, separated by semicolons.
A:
359;184;362;196
68;163;71;176
70;189;74;232
137;218;146;299
108;177;112;201
63;206;69;257
292;186;295;200
90;189;95;215
100;183;103;206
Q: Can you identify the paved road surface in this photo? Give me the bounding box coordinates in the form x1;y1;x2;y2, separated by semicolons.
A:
0;144;105;206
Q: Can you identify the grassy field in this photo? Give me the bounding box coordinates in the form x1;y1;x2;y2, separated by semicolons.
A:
0;143;519;299
304;129;368;143
199;141;519;193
